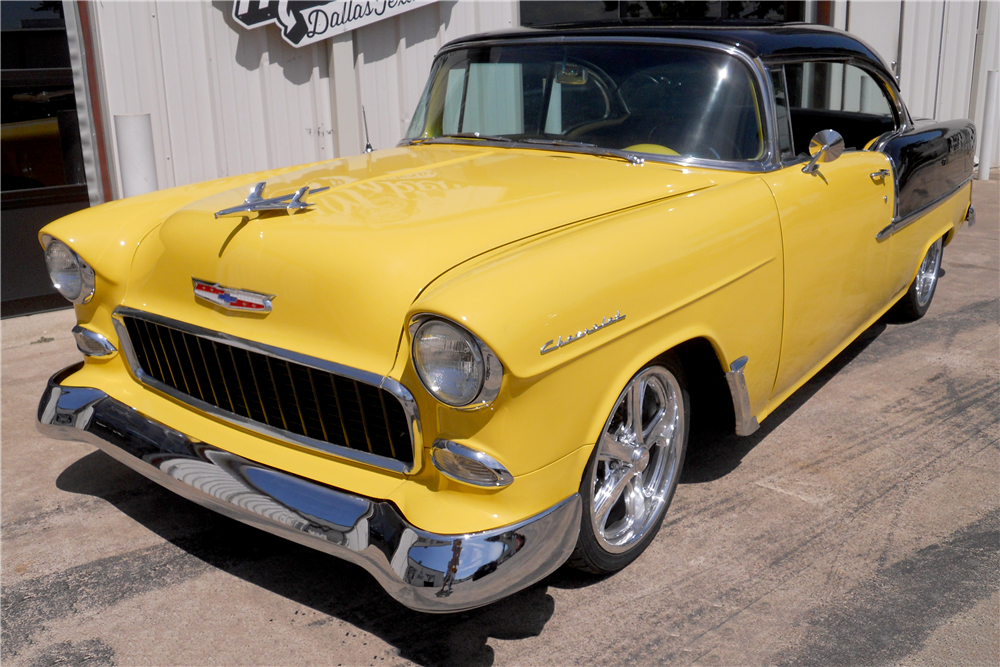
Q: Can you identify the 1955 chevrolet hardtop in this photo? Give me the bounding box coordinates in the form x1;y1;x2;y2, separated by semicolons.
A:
37;23;976;612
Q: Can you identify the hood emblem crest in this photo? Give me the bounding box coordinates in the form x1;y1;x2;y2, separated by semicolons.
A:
193;279;274;313
215;181;329;219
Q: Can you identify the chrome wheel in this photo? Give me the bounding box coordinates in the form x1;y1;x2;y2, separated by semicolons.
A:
915;237;943;308
588;365;686;554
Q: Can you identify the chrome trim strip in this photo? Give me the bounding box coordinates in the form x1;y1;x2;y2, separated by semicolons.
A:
36;366;581;613
414;36;781;173
432;439;514;488
112;307;421;475
72;326;117;357
725;356;759;437
875;177;973;241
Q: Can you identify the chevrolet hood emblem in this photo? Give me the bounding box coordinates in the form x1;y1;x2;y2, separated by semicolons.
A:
192;279;274;313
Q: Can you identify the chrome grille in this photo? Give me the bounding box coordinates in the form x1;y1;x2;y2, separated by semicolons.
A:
119;314;413;468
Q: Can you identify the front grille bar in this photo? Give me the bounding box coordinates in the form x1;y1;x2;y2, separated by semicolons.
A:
112;307;420;474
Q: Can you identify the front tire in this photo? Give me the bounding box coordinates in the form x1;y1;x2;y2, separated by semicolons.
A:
568;356;689;574
891;236;944;322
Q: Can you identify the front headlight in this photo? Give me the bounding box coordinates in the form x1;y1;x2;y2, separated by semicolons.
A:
43;237;95;304
411;317;502;407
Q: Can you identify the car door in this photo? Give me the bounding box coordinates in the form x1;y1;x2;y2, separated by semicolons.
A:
765;61;900;401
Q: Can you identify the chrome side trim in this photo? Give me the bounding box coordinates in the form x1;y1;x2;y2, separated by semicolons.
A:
418;36;781;173
37;366;581;613
111;307;421;475
725;356;759;437
875;176;973;241
72;326;117;357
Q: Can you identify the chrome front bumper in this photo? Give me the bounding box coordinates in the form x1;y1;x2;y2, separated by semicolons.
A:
37;364;582;613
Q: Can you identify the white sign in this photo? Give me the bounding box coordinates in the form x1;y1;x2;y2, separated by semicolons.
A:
233;0;432;48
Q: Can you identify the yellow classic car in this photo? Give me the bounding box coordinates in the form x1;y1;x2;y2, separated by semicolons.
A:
37;23;976;612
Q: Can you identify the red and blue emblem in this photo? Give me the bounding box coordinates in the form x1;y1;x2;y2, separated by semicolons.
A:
192;279;274;313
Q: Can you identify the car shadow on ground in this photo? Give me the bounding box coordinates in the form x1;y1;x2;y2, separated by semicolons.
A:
56;450;551;667
680;320;888;484
54;319;890;666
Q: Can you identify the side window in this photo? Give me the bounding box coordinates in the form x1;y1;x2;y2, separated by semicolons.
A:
783;62;897;156
769;68;794;160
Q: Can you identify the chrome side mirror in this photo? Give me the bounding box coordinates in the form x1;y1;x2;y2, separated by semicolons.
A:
802;129;845;173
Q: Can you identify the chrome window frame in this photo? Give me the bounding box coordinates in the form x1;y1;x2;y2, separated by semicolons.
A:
111;306;422;475
402;36;783;173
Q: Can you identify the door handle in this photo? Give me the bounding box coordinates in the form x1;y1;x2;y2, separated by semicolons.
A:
870;169;890;181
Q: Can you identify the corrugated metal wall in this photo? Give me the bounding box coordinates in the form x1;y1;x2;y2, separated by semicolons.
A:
352;0;517;153
91;0;515;196
834;0;999;167
89;0;996;199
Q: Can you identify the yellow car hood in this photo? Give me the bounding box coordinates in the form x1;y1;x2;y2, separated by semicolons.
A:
126;144;721;375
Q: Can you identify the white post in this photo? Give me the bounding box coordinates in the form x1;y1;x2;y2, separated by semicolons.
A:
979;70;998;181
114;113;159;197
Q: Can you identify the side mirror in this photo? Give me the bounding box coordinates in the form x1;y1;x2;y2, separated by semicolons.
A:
802;129;845;173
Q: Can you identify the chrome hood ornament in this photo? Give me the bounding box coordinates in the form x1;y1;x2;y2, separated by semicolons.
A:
192;279;274;313
215;181;329;219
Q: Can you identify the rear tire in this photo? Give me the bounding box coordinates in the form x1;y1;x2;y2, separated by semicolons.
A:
891;236;944;322
568;355;689;574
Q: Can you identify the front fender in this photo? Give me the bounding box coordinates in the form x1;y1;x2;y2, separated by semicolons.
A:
394;174;784;477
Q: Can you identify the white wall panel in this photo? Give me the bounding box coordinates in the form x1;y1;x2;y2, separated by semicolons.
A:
934;1;979;122
971;0;1000;167
845;1;901;70
95;0;334;194
94;0;514;196
898;1;947;119
354;0;516;151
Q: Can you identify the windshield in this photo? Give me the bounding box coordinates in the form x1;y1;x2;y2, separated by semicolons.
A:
404;42;764;162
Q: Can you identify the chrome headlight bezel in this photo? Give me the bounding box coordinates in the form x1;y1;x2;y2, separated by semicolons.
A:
42;235;95;305
409;315;503;409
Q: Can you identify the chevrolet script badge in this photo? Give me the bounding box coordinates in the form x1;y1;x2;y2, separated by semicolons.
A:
192;279;274;313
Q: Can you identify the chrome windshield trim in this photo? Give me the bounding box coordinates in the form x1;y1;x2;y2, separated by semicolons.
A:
405;36;781;173
875;176;973;241
36;367;580;613
111;307;421;475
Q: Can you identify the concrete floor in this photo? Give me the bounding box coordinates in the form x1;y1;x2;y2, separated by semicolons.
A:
2;179;997;667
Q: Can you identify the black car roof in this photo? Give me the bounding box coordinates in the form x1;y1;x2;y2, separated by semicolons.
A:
444;23;894;79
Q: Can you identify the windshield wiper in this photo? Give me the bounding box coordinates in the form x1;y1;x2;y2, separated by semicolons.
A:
521;138;596;148
408;132;514;144
519;138;644;165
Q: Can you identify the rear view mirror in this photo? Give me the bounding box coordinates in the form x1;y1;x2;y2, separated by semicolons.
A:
556;64;588;85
